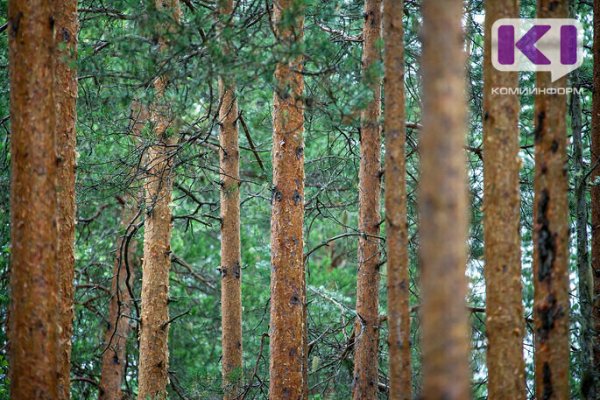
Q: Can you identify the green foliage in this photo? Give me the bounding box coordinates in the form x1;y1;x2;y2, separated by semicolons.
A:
0;0;595;398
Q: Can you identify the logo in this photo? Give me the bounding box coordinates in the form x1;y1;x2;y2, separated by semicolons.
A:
492;19;583;82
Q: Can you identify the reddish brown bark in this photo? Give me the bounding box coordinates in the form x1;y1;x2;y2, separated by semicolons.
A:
8;0;60;398
419;1;470;399
383;0;410;399
592;0;600;396
99;197;139;400
533;1;570;399
55;1;78;398
217;0;243;397
482;1;526;399
269;0;306;398
352;0;382;398
137;2;180;399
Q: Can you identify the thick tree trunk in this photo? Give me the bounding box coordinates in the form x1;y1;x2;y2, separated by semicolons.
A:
592;0;600;396
269;0;306;398
99;197;139;400
419;1;470;399
137;2;180;399
533;1;571;399
55;2;78;398
217;0;243;397
482;1;526;399
352;0;382;398
8;0;60;398
383;1;410;399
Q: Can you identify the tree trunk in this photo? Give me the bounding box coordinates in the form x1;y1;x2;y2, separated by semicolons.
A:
572;69;593;399
352;0;382;398
269;0;306;398
55;1;78;398
137;2;180;399
482;1;526;399
533;1;571;399
419;1;470;399
592;0;600;396
383;1;410;399
99;196;139;400
8;0;60;398
217;0;243;397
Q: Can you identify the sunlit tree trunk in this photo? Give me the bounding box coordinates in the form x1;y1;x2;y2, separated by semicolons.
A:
8;0;60;398
532;1;571;399
217;0;243;397
269;0;306;397
99;196;139;400
383;1;410;399
419;0;470;399
482;1;526;399
55;1;78;398
352;0;382;398
591;0;600;397
137;1;180;399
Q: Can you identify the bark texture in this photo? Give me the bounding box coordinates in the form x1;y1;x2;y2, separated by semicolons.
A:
8;0;60;398
99;197;139;400
137;1;180;399
419;1;470;399
352;0;382;398
533;2;570;399
482;1;526;399
592;0;600;396
269;0;306;398
218;0;243;397
55;1;78;398
383;1;410;399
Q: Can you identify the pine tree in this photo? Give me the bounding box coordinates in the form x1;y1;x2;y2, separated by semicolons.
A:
419;0;470;398
217;0;243;397
482;1;526;398
99;195;139;400
137;1;181;399
269;0;306;397
352;0;382;397
383;0;410;398
532;1;571;398
8;0;60;398
55;1;78;398
591;0;600;397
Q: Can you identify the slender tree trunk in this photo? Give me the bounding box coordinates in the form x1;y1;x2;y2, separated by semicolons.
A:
8;0;60;398
383;1;410;399
533;1;571;398
572;69;594;399
482;1;526;399
55;2;78;398
269;0;306;397
217;0;243;397
137;2;180;399
138;88;176;400
592;0;600;396
419;1;470;399
352;0;382;398
99;196;139;400
100;104;145;400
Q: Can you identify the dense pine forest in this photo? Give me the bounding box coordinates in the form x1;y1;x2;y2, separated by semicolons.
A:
1;0;599;398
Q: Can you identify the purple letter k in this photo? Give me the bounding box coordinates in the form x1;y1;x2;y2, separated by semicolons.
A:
516;25;551;65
